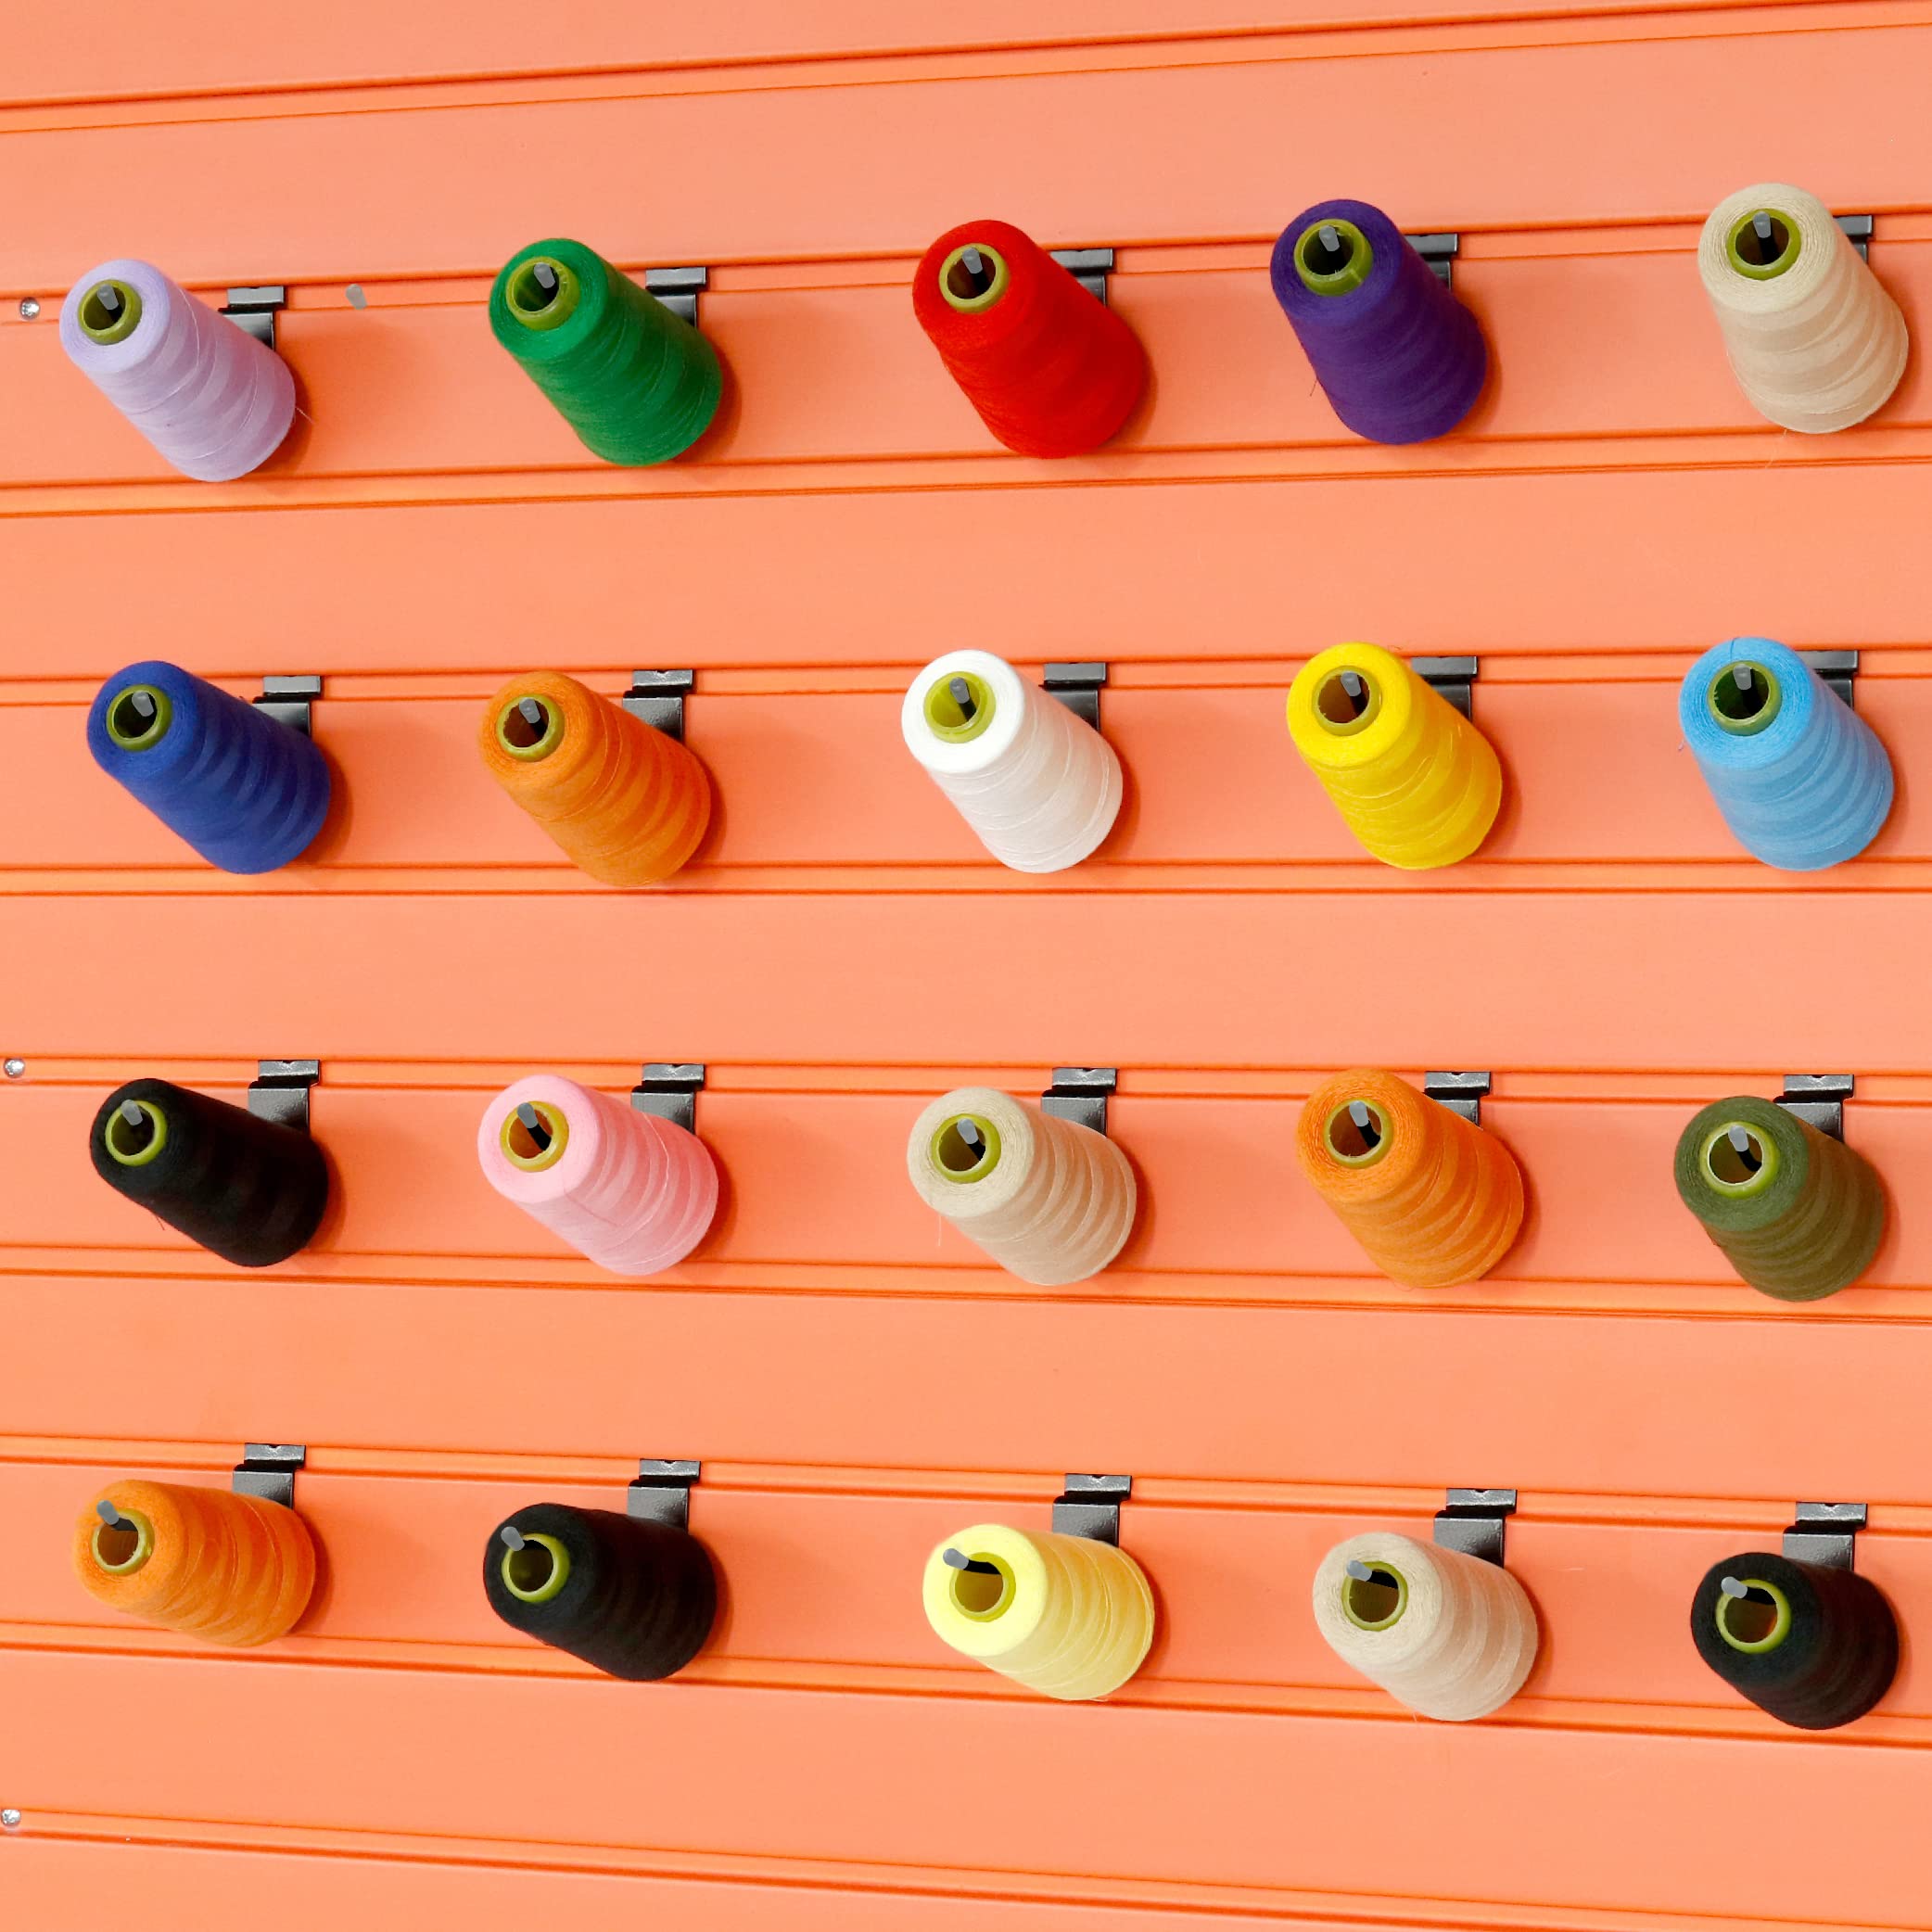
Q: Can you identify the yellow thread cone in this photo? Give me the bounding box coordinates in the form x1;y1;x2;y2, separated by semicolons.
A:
1287;643;1502;869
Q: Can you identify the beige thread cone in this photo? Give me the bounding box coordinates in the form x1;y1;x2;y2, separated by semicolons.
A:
1699;183;1907;434
1312;1531;1539;1721
908;1086;1137;1285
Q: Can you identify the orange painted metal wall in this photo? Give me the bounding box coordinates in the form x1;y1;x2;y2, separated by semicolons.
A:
4;6;1929;1926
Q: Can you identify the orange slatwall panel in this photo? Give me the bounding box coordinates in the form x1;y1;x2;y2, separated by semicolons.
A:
0;3;1885;108
4;7;1928;1927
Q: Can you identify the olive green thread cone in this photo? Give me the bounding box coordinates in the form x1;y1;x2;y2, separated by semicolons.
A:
489;237;722;466
1674;1096;1886;1302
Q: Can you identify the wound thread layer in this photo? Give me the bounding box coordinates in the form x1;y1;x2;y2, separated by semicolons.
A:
912;219;1145;457
1698;183;1908;434
489;237;722;464
89;1076;330;1268
87;658;332;873
1312;1531;1539;1721
1679;638;1893;871
1673;1095;1886;1302
1296;1069;1524;1288
1287;643;1502;869
1691;1549;1897;1729
922;1520;1156;1700
908;1086;1138;1286
59;258;296;480
901;650;1123;873
483;1501;718;1681
477;1075;718;1277
479;671;712;885
1270;200;1489;444
74;1479;316;1646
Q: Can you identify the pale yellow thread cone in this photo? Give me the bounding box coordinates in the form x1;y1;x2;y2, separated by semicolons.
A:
922;1521;1156;1700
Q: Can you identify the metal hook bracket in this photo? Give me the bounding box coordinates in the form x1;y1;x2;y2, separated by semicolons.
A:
1052;1472;1132;1544
222;285;286;350
1041;1067;1116;1138
248;1060;319;1133
1777;1074;1852;1143
1835;215;1874;263
1414;655;1479;720
1799;650;1859;710
233;1443;305;1510
1434;1488;1517;1567
1043;661;1107;731
1049;247;1114;304
1424;1070;1491;1126
632;1063;705;1135
643;266;707;328
628;1458;702;1531
1406;234;1460;289
254;675;321;737
622;669;693;742
1783;1501;1867;1570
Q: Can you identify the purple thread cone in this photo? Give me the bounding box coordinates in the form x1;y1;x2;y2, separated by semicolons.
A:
59;259;296;482
1271;200;1488;444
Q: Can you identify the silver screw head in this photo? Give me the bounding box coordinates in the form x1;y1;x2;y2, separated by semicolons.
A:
2;1060;21;1078
17;299;38;320
0;1808;20;1828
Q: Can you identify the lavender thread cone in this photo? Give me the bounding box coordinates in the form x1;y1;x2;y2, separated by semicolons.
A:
59;259;296;481
1270;200;1488;444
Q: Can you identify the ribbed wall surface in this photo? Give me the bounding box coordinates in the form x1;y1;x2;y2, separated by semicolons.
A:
4;6;1930;1925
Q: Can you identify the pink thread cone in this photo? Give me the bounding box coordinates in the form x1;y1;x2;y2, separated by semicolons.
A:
478;1075;718;1277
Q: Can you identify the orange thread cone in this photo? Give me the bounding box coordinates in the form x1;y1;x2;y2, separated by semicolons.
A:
74;1479;317;1647
480;670;712;886
1296;1070;1524;1288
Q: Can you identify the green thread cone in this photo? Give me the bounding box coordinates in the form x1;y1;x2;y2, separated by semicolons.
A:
489;238;722;465
1673;1096;1886;1303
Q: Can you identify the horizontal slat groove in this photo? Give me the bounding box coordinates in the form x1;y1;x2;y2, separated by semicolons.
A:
0;1277;1923;1493
0;0;1913;117
7;1438;1920;1523
0;1809;1857;1932
0;469;1919;682
6;1628;1930;1749
2;893;1916;1072
8;1651;1932;1920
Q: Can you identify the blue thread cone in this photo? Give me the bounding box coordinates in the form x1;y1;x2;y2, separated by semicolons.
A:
1679;638;1892;871
86;659;331;873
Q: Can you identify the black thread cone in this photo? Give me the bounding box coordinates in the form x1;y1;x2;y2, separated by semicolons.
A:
482;1502;718;1682
89;1076;329;1267
1690;1550;1897;1730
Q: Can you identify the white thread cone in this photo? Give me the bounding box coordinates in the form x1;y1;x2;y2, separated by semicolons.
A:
902;649;1122;872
